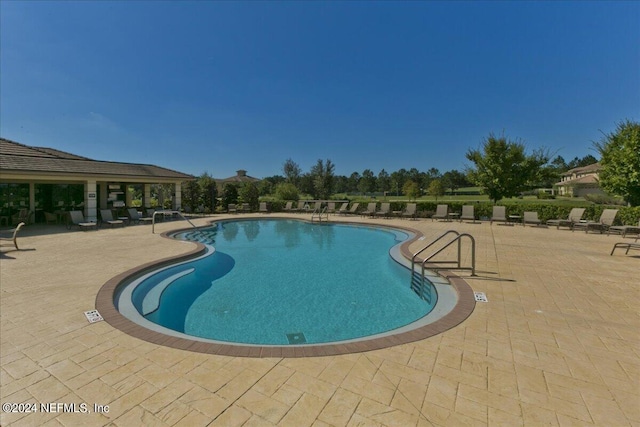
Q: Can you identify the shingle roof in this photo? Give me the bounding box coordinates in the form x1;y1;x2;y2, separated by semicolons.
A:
0;138;194;180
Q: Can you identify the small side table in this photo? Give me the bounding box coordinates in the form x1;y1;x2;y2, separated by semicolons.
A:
447;213;460;222
508;215;521;225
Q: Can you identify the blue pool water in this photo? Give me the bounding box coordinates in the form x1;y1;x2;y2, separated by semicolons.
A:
127;219;436;345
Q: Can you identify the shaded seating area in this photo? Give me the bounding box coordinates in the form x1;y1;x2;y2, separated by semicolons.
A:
490;206;507;224
460;205;476;223
0;222;25;250
572;209;618;234
99;209;125;227
432;204;448;221
522;211;542;227
67;210;97;230
546;208;586;230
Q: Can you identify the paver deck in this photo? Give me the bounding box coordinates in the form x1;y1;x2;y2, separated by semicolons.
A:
1;213;638;426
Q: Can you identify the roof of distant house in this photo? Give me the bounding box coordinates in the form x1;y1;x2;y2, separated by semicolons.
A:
216;169;261;184
561;162;601;176
0;138;194;180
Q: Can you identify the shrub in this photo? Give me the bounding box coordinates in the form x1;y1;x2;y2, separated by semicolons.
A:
583;193;626;206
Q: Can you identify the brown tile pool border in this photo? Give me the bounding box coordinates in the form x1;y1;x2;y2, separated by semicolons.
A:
95;217;476;357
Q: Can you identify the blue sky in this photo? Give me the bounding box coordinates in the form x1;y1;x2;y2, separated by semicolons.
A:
1;1;638;179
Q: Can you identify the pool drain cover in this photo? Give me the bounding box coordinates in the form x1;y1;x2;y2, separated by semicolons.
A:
286;332;307;344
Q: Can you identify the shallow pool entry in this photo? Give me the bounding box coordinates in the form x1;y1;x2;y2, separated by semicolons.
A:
119;219;438;346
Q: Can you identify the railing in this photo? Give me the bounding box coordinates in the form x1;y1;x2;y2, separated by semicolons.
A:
410;230;476;302
151;210;198;234
311;206;329;223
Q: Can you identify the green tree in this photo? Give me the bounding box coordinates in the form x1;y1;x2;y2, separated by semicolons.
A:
377;169;391;194
594;119;640;206
182;179;200;212
402;180;420;200
358;169;377;194
238;182;260;211
441;170;468;194
310;159;335;199
466;132;550;203
428;179;445;201
198;173;218;213
283;158;302;186
221;183;238;209
275;182;299;201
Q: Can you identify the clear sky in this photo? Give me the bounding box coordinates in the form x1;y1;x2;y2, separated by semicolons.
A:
1;1;638;179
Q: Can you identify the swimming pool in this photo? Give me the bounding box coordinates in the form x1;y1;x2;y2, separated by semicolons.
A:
116;219;439;346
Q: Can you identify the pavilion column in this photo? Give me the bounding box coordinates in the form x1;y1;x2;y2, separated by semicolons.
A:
99;182;108;209
29;183;35;223
85;180;97;222
173;183;182;210
143;184;151;209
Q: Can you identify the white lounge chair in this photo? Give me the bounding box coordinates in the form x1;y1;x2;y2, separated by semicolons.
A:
0;222;25;250
259;202;269;213
67;210;97;230
460;205;476;223
490;206;507;224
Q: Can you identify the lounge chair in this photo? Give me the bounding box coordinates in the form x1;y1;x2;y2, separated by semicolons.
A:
67;210;97;230
490;206;507;224
572;209;618;234
326;202;336;214
127;208;153;224
292;201;306;213
546;208;586;230
375;202;391;218
432;204;448;221
610;242;640;256
259;202;268;213
100;209;125;227
608;219;640;238
460;205;476;223
345;202;360;215
522;211;542;227
402;203;417;220
0;222;25;250
362;202;377;217
337;202;350;215
282;201;293;213
12;209;33;226
227;204;237;214
241;203;251;213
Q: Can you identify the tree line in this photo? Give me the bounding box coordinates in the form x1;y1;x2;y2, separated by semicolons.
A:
181;119;639;210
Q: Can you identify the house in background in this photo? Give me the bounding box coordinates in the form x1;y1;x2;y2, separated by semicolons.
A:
554;162;605;197
215;170;261;186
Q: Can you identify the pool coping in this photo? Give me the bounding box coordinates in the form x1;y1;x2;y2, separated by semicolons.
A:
95;216;476;358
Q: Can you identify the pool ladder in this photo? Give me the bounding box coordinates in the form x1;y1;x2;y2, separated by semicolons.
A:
411;230;476;302
311;206;329;223
151;210;213;243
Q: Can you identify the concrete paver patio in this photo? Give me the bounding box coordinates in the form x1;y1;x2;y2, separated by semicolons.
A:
1;213;638;426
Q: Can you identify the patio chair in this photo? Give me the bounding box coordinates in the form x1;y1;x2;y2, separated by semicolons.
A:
432;204;448;221
608;219;640;238
460;205;476;223
227;204;237;214
292;201;306;213
522;211;542;227
572;209;618;234
610;242;640;256
282;201;293;213
241;203;251;213
362;202;377;217
375;202;391;218
337;202;350;215
345;202;360;215
0;222;25;250
546;208;586;230
67;210;97;230
402;203;417;220
100;209;125;227
127;208;153;224
12;209;33;226
326;202;336;214
259;202;269;213
490;206;507;224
